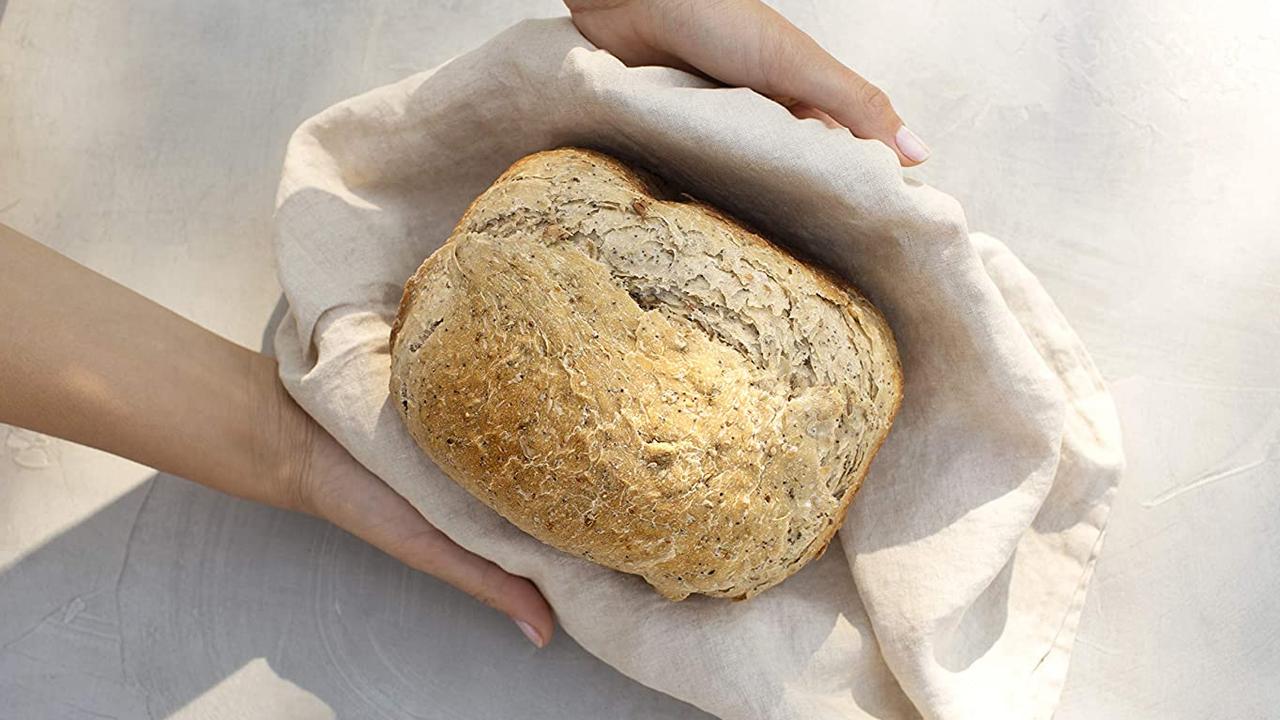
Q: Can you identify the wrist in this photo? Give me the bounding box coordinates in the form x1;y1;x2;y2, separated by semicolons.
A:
245;353;317;515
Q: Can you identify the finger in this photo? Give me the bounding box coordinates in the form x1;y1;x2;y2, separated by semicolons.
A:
769;42;930;166
307;445;555;647
382;522;555;649
624;0;930;165
777;100;843;130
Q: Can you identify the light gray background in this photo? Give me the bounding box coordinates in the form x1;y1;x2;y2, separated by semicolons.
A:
2;1;1277;718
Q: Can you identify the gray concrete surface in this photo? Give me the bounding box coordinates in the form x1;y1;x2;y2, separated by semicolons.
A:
2;1;1277;717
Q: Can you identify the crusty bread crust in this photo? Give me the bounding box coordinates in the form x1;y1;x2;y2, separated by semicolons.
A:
391;148;902;600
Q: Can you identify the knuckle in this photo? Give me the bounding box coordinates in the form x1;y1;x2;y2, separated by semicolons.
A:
757;28;802;96
855;78;891;115
387;526;446;573
471;564;510;610
563;0;629;11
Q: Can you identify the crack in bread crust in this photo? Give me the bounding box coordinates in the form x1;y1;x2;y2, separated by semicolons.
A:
391;148;902;600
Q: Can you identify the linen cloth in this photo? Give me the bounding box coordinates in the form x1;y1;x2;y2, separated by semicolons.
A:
272;18;1123;720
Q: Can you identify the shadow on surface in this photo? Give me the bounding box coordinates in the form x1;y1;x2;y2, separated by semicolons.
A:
0;473;708;719
0;296;707;719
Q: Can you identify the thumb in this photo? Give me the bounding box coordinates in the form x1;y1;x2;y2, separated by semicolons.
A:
302;440;555;647
598;0;931;166
383;523;556;649
766;36;930;166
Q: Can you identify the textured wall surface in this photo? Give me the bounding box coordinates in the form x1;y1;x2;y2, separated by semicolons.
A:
1;1;1277;717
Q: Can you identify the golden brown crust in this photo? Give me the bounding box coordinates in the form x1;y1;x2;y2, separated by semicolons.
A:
391;148;902;600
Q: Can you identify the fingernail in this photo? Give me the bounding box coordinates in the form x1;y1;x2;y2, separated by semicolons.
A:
514;619;544;648
894;125;931;163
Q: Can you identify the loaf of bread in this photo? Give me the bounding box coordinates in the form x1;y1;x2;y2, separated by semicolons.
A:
390;148;902;600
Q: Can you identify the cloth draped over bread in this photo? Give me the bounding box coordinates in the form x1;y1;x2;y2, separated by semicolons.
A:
272;18;1123;720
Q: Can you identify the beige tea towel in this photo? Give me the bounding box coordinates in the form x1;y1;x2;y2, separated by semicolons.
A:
272;18;1123;720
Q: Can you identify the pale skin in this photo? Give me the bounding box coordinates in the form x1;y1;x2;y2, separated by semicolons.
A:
0;0;926;649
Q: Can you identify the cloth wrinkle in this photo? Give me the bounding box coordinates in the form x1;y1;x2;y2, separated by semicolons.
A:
272;18;1123;720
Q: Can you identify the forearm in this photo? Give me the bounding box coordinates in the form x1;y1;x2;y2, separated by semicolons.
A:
0;224;306;509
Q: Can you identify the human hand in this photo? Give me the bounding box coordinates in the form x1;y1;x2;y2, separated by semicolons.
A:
0;224;553;648
564;0;929;166
259;367;556;648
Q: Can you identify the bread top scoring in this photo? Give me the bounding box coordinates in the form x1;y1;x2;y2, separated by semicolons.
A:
391;148;901;600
